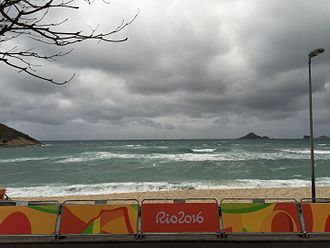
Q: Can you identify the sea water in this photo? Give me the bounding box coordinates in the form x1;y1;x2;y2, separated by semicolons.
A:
0;139;330;197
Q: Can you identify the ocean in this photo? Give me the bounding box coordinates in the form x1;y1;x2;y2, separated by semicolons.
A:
1;139;330;197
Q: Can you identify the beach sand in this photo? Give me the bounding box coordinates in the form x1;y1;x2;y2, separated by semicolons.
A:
12;186;330;203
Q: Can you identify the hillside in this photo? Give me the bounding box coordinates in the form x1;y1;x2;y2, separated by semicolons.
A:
238;132;270;140
0;123;42;147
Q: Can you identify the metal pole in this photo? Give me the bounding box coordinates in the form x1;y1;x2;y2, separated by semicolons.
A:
308;58;316;202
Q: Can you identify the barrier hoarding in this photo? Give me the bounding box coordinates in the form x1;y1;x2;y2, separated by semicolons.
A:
221;199;302;233
301;199;330;233
59;201;139;235
141;200;219;233
0;202;59;235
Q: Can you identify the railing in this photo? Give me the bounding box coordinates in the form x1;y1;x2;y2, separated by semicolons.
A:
1;198;329;240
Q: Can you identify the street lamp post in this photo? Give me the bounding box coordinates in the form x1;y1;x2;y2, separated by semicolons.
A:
308;48;325;202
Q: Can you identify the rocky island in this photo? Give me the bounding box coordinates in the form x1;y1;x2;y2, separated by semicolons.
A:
238;132;270;140
0;123;42;147
303;135;329;140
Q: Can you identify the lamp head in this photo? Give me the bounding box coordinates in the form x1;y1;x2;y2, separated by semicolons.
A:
309;48;325;58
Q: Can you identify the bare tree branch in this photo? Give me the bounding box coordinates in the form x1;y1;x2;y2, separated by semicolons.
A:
0;0;137;85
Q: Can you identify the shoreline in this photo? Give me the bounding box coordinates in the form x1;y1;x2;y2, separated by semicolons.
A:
11;186;330;203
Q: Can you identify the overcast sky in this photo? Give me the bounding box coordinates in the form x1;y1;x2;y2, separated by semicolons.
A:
1;0;330;140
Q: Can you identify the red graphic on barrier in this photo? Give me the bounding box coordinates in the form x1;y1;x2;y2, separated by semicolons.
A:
141;203;219;233
272;203;301;232
326;215;330;232
271;212;294;232
0;212;31;235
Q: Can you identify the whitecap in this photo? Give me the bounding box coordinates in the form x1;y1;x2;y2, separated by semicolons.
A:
281;149;330;155
191;149;217;153
0;157;49;163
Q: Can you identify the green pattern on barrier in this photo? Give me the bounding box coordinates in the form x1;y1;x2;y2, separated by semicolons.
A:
28;205;58;214
82;222;94;234
221;203;272;213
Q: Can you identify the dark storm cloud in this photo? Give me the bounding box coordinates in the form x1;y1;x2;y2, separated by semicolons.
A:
1;0;330;139
230;1;330;75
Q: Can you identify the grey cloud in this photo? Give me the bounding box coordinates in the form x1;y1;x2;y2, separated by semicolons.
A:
230;0;330;77
1;0;330;139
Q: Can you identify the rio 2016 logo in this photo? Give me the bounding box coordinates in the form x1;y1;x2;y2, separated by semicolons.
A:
155;211;204;224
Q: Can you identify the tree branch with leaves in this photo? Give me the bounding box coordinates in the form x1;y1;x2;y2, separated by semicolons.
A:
0;0;137;85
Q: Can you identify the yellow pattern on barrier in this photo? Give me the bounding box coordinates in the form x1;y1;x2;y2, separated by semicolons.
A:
302;203;330;233
221;202;301;233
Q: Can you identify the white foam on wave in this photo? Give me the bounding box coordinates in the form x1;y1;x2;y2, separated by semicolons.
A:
55;152;140;164
6;177;330;197
315;150;330;154
155;151;330;161
6;182;196;197
54;148;330;164
56;152;240;164
281;149;330;155
125;145;169;149
0;157;49;163
126;144;141;148
191;149;217;153
231;179;309;188
155;153;237;162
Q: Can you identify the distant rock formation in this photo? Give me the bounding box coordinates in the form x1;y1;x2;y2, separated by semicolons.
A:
239;132;269;139
0;123;42;147
303;135;329;140
238;132;270;140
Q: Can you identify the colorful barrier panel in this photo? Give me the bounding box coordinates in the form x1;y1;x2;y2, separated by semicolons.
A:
0;202;60;235
141;200;220;233
221;200;302;233
301;201;330;233
59;201;139;235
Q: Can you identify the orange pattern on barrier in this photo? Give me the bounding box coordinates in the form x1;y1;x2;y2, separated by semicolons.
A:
59;204;138;235
221;202;301;233
302;203;330;233
0;205;59;235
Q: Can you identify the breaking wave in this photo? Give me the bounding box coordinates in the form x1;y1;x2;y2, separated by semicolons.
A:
6;177;330;197
54;149;330;164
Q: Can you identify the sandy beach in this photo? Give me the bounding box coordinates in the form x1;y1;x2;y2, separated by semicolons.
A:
11;186;330;203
